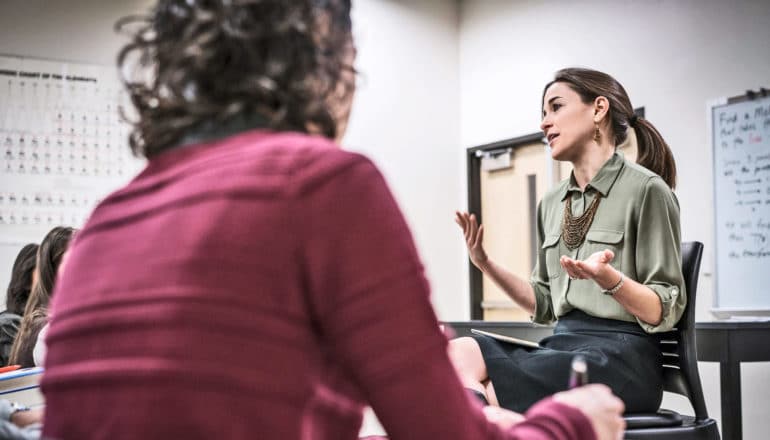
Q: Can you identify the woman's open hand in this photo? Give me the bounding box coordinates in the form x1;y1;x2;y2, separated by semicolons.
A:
455;211;488;270
560;249;616;284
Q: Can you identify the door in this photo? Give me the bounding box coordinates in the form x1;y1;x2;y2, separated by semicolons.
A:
479;140;553;321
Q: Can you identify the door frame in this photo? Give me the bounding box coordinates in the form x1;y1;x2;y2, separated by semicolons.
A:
466;132;544;319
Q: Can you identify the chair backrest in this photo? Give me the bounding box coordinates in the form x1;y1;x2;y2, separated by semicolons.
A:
658;241;709;421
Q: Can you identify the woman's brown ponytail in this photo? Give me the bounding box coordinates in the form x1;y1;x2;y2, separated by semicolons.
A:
633;116;677;189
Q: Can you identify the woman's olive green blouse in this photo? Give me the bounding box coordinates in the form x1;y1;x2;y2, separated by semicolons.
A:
531;152;685;333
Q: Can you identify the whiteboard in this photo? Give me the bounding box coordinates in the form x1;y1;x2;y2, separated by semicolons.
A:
0;54;144;300
711;92;770;314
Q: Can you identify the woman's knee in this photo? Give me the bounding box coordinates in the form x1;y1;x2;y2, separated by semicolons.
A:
448;337;487;379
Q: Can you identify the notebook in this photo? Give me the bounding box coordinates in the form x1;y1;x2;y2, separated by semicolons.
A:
0;367;44;407
470;329;541;349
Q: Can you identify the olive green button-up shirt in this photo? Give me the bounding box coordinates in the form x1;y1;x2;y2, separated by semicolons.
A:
531;152;685;333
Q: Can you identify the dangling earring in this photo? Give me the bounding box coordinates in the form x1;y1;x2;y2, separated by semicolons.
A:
594;122;601;143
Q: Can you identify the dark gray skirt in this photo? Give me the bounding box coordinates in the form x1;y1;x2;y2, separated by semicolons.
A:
472;309;663;413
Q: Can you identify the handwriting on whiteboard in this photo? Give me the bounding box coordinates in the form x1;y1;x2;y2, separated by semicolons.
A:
716;101;770;260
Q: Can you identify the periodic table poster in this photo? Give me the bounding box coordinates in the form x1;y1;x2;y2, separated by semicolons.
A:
0;54;144;295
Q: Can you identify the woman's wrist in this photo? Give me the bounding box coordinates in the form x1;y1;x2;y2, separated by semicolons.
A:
596;268;622;290
474;257;490;273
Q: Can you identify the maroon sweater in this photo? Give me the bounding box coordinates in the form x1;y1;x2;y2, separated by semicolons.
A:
42;130;595;440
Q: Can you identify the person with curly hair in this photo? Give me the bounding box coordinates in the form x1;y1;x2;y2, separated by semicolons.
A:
1;243;39;366
40;2;624;439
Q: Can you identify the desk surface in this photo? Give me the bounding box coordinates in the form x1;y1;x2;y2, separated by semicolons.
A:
695;321;770;363
695;320;770;329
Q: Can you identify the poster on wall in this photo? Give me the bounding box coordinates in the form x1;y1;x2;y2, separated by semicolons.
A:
0;54;144;290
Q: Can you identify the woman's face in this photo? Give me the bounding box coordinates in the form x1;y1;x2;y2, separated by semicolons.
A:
540;82;596;162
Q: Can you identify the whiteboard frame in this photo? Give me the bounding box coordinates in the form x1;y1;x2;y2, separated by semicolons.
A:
708;92;770;318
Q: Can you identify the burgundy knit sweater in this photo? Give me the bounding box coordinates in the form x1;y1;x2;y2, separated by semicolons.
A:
41;130;595;440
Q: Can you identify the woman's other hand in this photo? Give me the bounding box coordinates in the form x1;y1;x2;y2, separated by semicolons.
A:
454;211;488;270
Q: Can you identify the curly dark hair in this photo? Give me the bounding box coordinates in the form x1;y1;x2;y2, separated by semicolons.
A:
5;243;39;316
116;0;354;158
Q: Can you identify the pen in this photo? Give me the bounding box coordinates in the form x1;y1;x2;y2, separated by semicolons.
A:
568;354;588;388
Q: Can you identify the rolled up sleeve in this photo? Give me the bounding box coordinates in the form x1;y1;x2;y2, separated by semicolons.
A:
530;201;556;324
634;177;686;333
531;281;555;324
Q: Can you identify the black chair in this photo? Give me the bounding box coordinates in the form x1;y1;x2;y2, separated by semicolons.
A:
624;241;720;439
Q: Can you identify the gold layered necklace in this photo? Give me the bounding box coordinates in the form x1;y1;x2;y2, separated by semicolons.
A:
561;193;602;250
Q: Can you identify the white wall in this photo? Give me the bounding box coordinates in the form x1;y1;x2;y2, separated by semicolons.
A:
0;0;469;320
0;0;155;301
347;0;466;320
0;0;155;66
459;0;770;437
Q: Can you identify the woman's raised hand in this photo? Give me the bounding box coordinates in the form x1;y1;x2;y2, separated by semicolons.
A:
455;211;488;269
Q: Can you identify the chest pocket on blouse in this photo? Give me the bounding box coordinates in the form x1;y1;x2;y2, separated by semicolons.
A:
585;230;624;271
542;235;562;279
